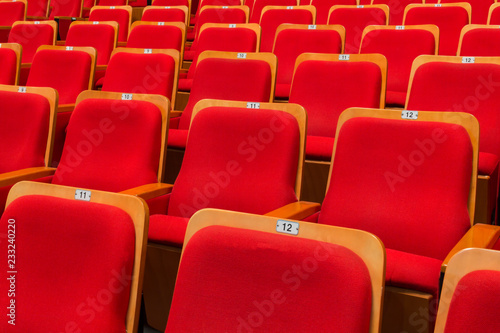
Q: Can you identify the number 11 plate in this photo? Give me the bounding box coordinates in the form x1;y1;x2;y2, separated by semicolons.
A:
276;220;299;235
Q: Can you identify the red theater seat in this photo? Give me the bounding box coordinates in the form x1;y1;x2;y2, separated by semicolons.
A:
0;43;21;85
141;5;189;25
371;0;423;25
440;0;493;24
458;24;500;56
0;0;26;42
89;5;132;42
249;0;297;23
311;0;356;24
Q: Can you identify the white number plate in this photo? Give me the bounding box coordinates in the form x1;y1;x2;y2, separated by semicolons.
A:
402;110;418;120
276;220;299;235
75;189;91;202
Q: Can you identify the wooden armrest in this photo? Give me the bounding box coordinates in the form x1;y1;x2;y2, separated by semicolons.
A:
0;167;56;188
56;40;65;46
120;183;173;201
170;110;182;118
442;223;500;272
265;201;321;220
58;104;75;113
96;64;107;71
117;41;127;47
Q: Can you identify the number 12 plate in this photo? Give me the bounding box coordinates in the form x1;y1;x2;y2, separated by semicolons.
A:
276;220;299;235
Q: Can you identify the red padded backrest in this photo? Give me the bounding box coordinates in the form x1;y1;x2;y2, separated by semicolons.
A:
490;6;500;24
311;0;356;24
371;0;421;25
289;60;382;137
359;28;435;105
193;0;242;20
27;49;91;104
459;28;500;56
319;117;472;260
66;24;115;65
328;7;387;53
407;62;500;158
179;57;273;129
27;0;49;16
152;0;189;5
250;0;296;23
167;225;372;332
8;24;55;63
170;107;299;217
102;52;176;101
127;25;183;50
49;0;82;18
141;8;187;23
187;27;258;79
443;270;500;332
260;8;314;52
0;48;17;85
99;0;128;5
0;2;25;25
0;90;50;173
0;195;135;332
274;28;342;87
404;6;469;55
53;98;162;191
89;8;130;42
440;0;492;24
192;7;247;42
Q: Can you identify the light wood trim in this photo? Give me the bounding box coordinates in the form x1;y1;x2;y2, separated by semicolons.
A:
129;21;186;64
0;43;22;85
110;47;180;107
328;5;390;25
441;224;500;271
260;5;316;25
0;166;56;188
11;20;58;45
487;2;500;24
36;45;97;91
191;99;307;197
90;5;133;36
273;23;345;53
435;248;500;333
76;90;170;183
196;50;277;101
68;20;119;50
6;181;148;333
0;84;58;167
142;5;189;26
185;208;386;333
330;108;479;225
292;53;388;109
265;201;321;219
457;24;500;55
199;23;261;52
360;24;440;55
403;3;472;26
120;182;173;200
200;5;250;23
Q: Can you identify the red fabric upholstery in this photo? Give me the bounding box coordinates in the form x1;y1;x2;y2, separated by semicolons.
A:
89;8;130;42
444;270;500;332
311;0;356;24
102;52;177;101
167;128;188;149
479;152;500;176
152;0;189;5
189;7;248;46
166;225;372;332
53;98;162;192
0;195;135;332
490;6;500;24
141;8;187;23
8;23;55;64
0;48;18;85
440;0;492;24
274;28;343;99
259;8;314;52
0;90;50;173
49;0;82;18
27;49;92;104
372;0;422;25
179;26;259;91
404;6;469;55
0;1;25;25
99;0;128;5
176;57;273;131
289;59;382;160
148;211;188;246
27;0;49;16
191;0;242;25
127;24;183;51
66;24;116;65
359;28;436;106
407;62;500;166
319;117;472;264
328;7;388;53
459;27;500;56
250;0;297;23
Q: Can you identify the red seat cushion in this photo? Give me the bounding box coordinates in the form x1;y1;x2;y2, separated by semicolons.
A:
0;195;135;332
166;225;372;332
478;152;499;176
167;128;189;148
305;135;334;161
148;213;188;246
0;48;18;85
177;78;192;91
